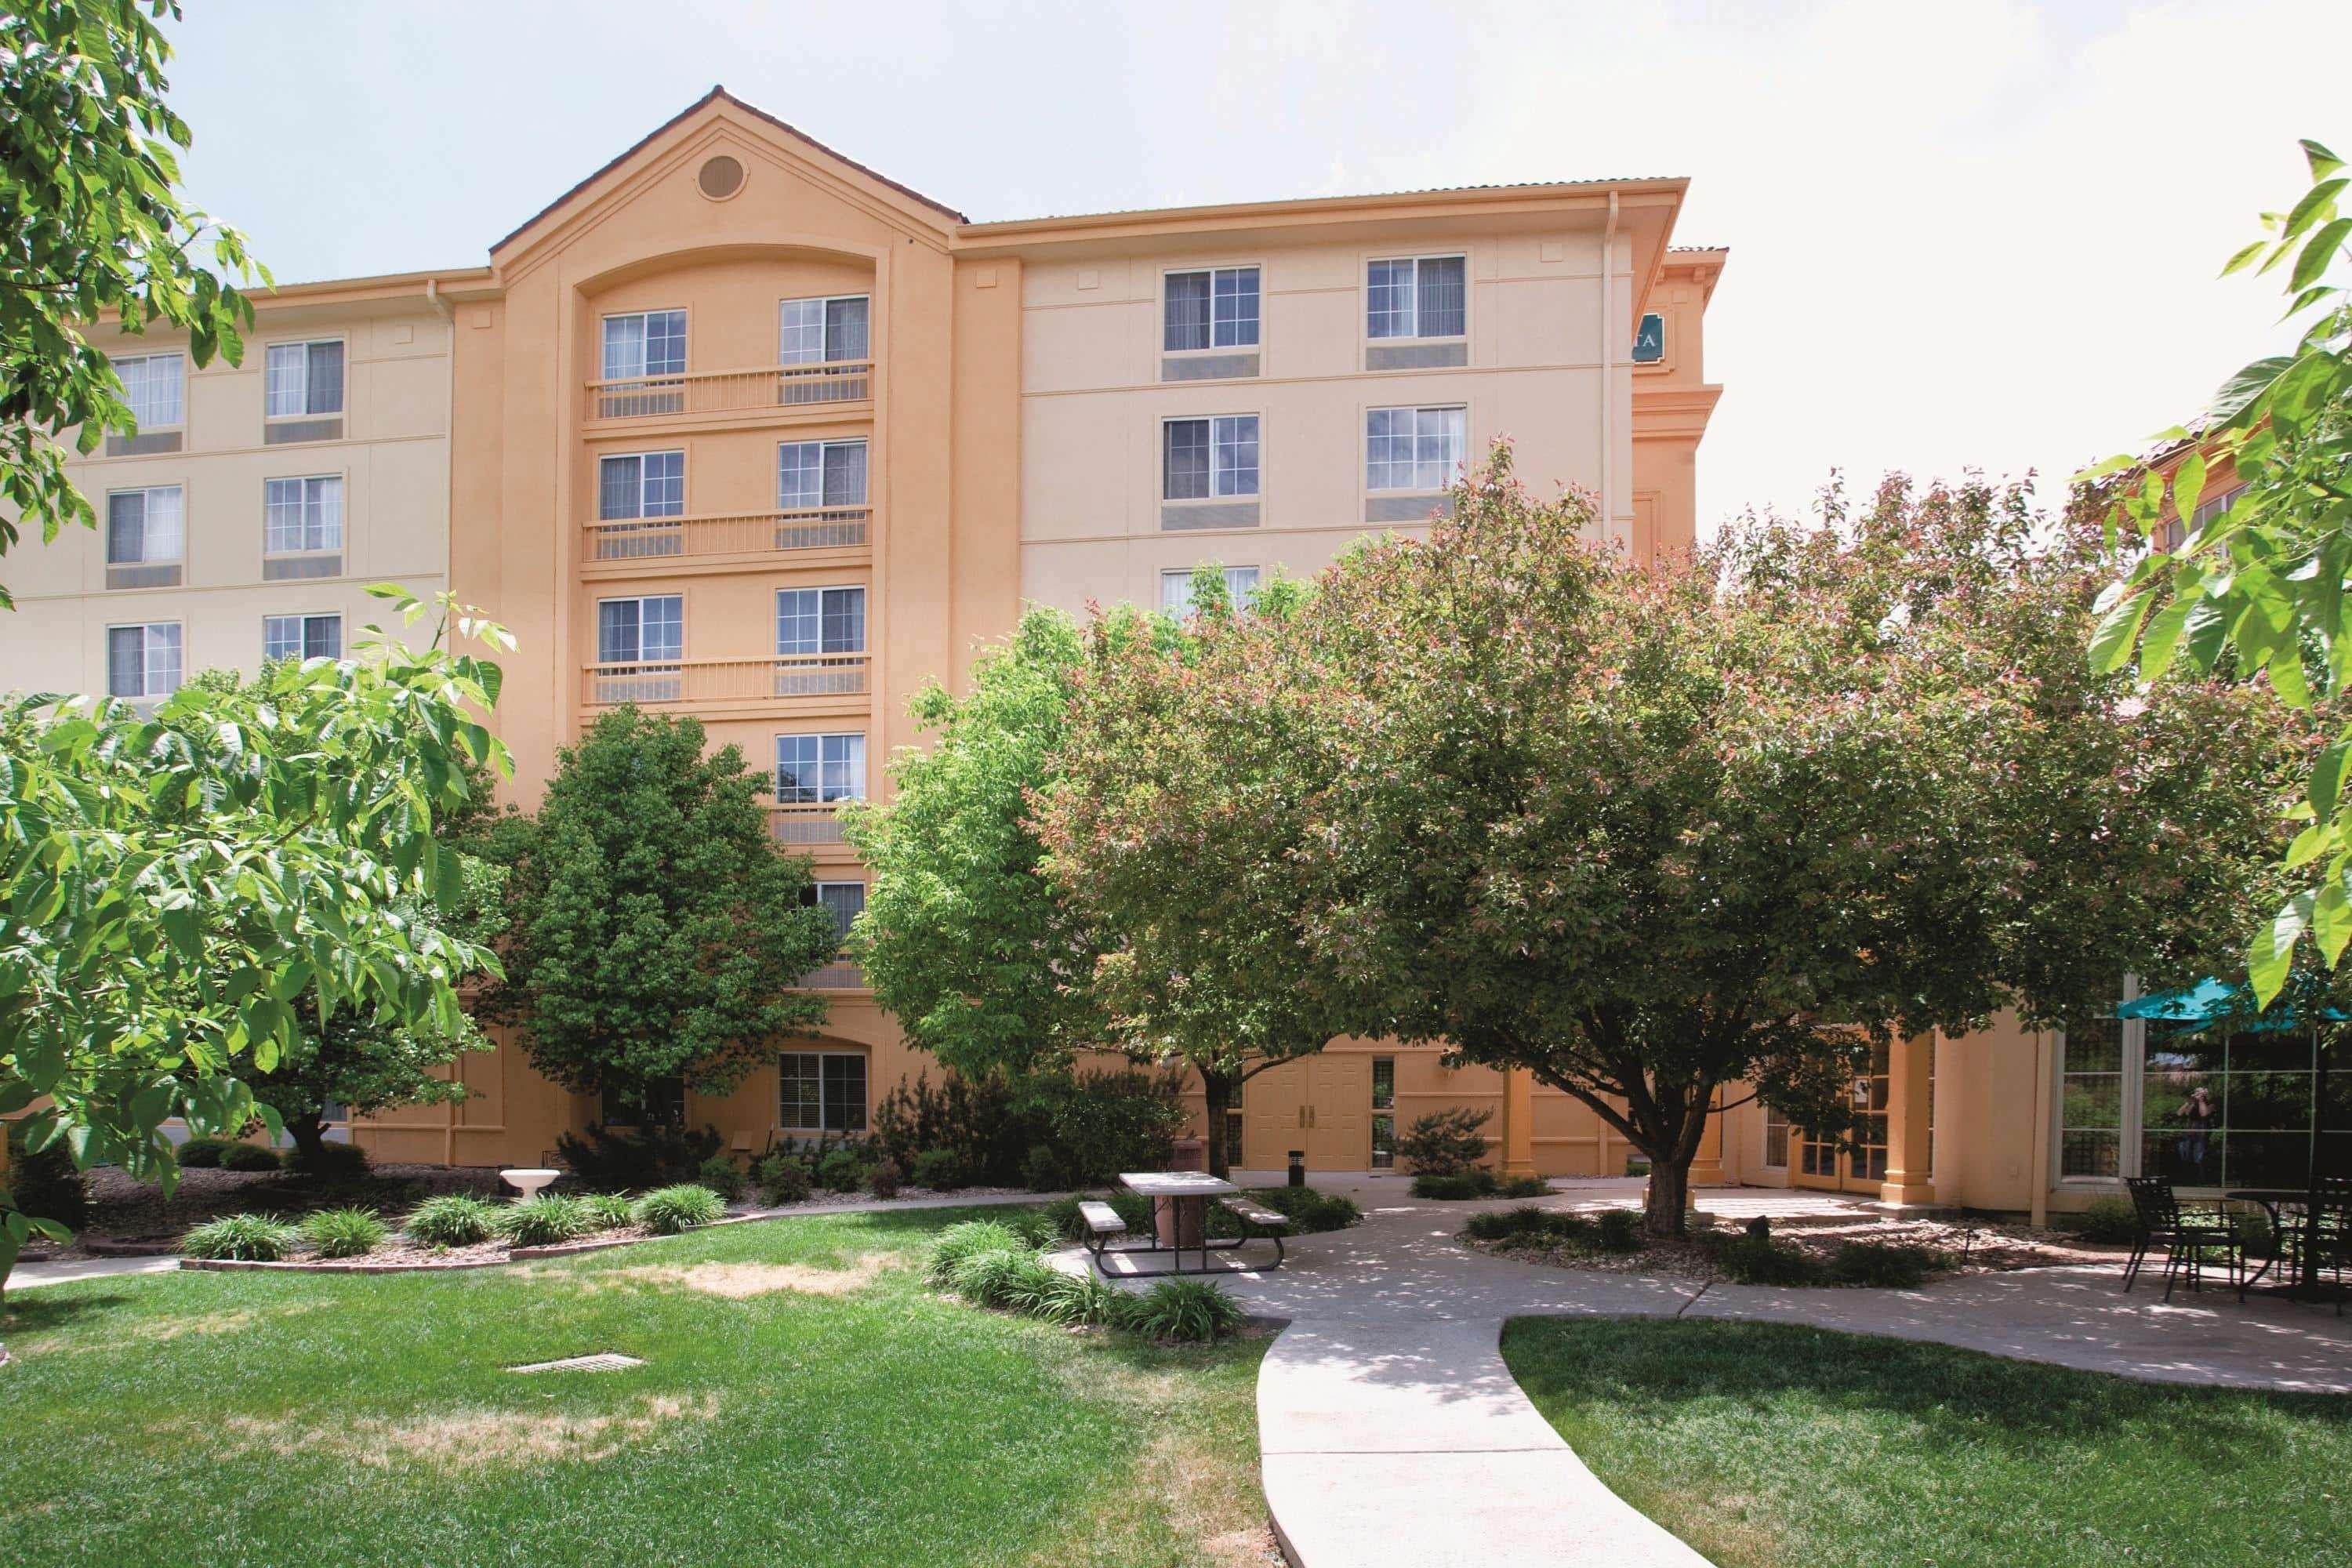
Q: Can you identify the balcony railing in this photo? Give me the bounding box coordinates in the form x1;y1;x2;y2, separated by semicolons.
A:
585;361;873;421
770;802;854;845
581;652;869;706
797;958;866;990
583;506;871;563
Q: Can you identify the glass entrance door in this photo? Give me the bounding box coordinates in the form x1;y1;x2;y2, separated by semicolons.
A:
1794;1042;1889;1193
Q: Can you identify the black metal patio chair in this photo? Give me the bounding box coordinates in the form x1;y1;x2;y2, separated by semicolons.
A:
2123;1175;2242;1301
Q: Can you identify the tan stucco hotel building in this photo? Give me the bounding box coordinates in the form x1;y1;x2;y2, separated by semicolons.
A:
6;90;2136;1221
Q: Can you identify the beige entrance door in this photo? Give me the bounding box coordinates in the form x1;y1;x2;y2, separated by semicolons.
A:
1791;1042;1890;1194
1243;1059;1307;1171
1304;1054;1370;1169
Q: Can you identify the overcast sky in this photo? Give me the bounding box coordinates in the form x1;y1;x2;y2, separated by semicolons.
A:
163;0;2347;533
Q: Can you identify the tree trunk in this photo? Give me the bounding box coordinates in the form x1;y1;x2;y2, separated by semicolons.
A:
1642;1152;1690;1240
284;1111;330;1172
1202;1070;1232;1178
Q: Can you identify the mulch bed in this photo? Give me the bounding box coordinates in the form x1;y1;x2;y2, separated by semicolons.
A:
1464;1208;2132;1284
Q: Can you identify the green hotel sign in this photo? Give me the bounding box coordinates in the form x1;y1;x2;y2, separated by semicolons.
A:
1632;311;1665;364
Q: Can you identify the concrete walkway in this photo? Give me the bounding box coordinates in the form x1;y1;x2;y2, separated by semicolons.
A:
1098;1177;2352;1567
7;1255;180;1292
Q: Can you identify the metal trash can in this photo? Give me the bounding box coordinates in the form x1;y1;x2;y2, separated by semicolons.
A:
1287;1150;1307;1189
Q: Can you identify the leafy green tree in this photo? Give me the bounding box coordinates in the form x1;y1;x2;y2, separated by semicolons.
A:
487;706;839;1112
1035;571;1351;1178
1289;450;2294;1235
842;608;1109;1079
2085;138;2352;1004
0;0;266;608
0;590;512;1285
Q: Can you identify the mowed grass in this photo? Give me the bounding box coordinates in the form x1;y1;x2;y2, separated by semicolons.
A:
1502;1319;2352;1568
0;1209;1269;1568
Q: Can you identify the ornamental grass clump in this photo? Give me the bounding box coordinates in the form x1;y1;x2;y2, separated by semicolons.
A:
633;1184;728;1235
951;1247;1058;1311
182;1213;299;1261
927;1219;1033;1285
583;1191;638;1230
496;1192;594;1247
299;1207;387;1260
404;1194;499;1247
1121;1277;1245;1342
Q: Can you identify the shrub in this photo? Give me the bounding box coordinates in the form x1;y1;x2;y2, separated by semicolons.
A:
633;1183;728;1235
2078;1196;2139;1245
583;1191;638;1230
1411;1171;1488;1201
817;1145;869;1192
554;1122;723;1192
176;1136;237;1170
497;1193;595;1247
300;1207;387;1259
927;1219;1033;1284
1241;1185;1360;1234
960;1248;1063;1313
756;1153;811;1205
1122;1277;1245;1342
1464;1206;1568;1243
1595;1209;1643;1254
405;1194;499;1247
871;1070;1042;1189
1712;1232;1821;1287
910;1148;967;1191
220;1142;286;1174
1023;1144;1064;1193
695;1153;745;1203
5;1122;89;1232
1028;1267;1126;1327
1019;1069;1188;1184
284;1141;370;1181
183;1213;299;1261
868;1159;904;1200
1494;1172;1551;1200
1825;1240;1943;1288
1396;1107;1492;1177
1004;1206;1067;1250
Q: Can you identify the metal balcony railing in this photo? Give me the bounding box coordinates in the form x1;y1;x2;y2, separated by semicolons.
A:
583;506;870;562
580;652;869;706
584;360;873;421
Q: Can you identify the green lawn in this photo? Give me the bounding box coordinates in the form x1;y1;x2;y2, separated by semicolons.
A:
0;1209;1269;1567
1501;1318;2352;1568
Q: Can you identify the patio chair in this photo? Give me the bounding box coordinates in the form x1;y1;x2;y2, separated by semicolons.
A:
2123;1176;2241;1302
2312;1177;2352;1316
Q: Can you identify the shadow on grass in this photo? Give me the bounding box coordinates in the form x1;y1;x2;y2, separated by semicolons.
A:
0;1290;140;1334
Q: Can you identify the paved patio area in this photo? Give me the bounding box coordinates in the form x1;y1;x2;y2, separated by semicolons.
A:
1091;1176;2352;1568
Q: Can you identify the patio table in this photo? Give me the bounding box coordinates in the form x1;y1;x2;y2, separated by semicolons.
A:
2225;1188;2336;1299
1117;1171;1239;1276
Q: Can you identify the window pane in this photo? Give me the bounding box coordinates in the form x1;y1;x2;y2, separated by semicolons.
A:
641;452;684;517
820;587;866;653
1414;407;1466;490
822;441;868;506
779;441;823;509
598;598;641;663
776;589;818;655
143;623;181;695
306;477;344;550
641;595;682;661
1212;267;1260;348
779;1054;822;1128
1160;570;1194;615
265;478;306;553
1371;1057;1395;1110
779;299;825;365
645;312;686;377
263;615;302;662
1165;271;1211;352
1163;419;1210;500
141;488;183;561
1367;259;1414;339
117;354;183;427
1212;416;1258;497
775;735;821;801
107;626;144;697
602;314;646;380
599;456;644;521
821;733;866;800
305;615;342;659
823;1054;868;1133
1417;256;1466;338
815;883;866;944
1367;408;1412;489
107;492;147;564
265;343;306;417
2060;1014;2126;1179
826;296;869;361
305;341;344;415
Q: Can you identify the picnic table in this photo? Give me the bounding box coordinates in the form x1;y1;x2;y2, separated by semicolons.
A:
1082;1171;1289;1276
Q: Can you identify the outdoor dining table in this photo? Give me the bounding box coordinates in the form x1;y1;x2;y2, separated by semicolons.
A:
1118;1171;1239;1276
2225;1188;2336;1299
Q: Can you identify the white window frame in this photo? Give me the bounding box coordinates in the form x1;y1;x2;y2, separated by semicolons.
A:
777;294;871;365
113;351;185;430
775;585;867;657
774;732;866;804
1161;414;1261;501
263;474;345;557
106;621;183;699
1160;564;1261;616
105;485;184;566
263;338;346;419
263;612;343;664
1365;405;1468;493
596;593;684;666
809;880;866;948
777;1049;867;1133
1162;265;1262;353
601;309;688;382
1365;253;1468;342
596;451;686;521
777;439;869;512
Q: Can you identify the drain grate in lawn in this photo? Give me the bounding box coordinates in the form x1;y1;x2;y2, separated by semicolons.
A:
508;1352;646;1374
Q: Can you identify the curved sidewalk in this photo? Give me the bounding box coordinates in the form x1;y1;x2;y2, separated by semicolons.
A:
1171;1180;2352;1568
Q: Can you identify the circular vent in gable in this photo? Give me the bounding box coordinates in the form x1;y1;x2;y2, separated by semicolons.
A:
697;154;746;201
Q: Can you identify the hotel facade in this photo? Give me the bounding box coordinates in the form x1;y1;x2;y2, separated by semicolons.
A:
7;91;2208;1221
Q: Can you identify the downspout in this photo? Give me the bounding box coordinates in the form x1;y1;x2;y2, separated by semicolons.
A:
424;277;452;321
1598;192;1617;548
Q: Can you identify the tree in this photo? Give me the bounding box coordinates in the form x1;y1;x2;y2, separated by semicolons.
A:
2085;137;2352;1004
1036;571;1360;1177
1;1;266;608
0;590;513;1285
841;609;1109;1080
487;706;839;1112
1289;448;2296;1235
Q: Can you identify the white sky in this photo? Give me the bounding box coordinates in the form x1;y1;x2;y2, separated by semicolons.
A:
165;0;2348;534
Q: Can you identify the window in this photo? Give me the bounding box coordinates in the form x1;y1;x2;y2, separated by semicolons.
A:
597;452;684;520
805;881;866;947
775;733;866;803
105;487;183;564
1164;267;1261;352
597;594;683;666
114;353;184;428
775;586;866;656
1367;255;1465;339
2060;1012;2127;1179
1763;1104;1791;1169
264;476;344;554
1160;565;1261;616
1367;406;1466;492
778;440;869;510
265;340;345;418
263;613;342;663
601;310;687;381
1163;416;1259;500
107;622;182;699
778;295;870;365
779;1050;867;1133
